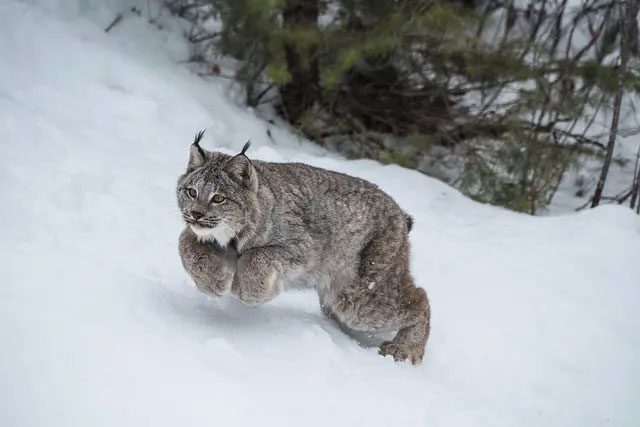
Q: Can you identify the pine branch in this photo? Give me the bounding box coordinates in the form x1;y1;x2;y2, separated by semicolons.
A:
104;13;123;33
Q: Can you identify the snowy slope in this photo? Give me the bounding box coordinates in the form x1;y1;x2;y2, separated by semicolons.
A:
1;1;640;426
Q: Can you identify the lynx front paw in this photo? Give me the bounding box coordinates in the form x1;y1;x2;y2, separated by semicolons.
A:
193;271;233;297
179;228;236;297
231;266;281;306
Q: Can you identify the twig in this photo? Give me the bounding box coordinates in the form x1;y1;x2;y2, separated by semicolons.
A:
197;72;236;80
249;84;275;107
190;32;221;44
630;140;640;209
550;129;606;149
575;196;595;211
104;13;123;33
601;185;635;204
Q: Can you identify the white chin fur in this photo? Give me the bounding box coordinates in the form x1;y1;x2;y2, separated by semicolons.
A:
190;223;236;247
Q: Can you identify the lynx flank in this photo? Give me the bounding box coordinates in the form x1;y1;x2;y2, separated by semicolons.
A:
177;131;430;364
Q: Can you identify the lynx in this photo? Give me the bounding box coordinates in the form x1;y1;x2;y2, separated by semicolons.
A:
177;131;430;364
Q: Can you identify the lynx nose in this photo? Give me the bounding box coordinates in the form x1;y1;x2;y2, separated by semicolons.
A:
190;210;204;220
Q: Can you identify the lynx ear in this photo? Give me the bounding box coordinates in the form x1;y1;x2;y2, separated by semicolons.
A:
188;130;207;169
226;143;257;191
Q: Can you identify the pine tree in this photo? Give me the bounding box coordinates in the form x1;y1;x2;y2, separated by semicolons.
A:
172;0;640;213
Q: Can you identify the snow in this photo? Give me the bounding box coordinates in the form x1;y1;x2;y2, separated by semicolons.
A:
1;1;640;426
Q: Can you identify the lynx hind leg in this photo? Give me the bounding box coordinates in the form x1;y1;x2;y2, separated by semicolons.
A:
378;286;430;364
344;282;429;365
330;228;430;364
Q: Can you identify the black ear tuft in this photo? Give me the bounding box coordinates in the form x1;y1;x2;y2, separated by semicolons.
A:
193;130;206;158
240;139;251;156
194;130;206;144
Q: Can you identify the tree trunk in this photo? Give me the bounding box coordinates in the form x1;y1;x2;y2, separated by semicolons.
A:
280;0;319;124
592;0;637;207
630;141;640;209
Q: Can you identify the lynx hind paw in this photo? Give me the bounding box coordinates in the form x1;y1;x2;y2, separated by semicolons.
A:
379;341;424;365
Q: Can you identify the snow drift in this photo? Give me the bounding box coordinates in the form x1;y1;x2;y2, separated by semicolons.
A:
1;1;639;426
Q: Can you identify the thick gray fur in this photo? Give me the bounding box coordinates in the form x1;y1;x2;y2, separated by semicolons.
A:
177;134;430;364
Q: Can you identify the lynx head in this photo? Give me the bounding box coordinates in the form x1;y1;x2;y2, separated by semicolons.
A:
176;131;259;247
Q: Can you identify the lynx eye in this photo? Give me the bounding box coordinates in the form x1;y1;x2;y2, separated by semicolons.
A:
186;188;197;199
211;194;225;204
